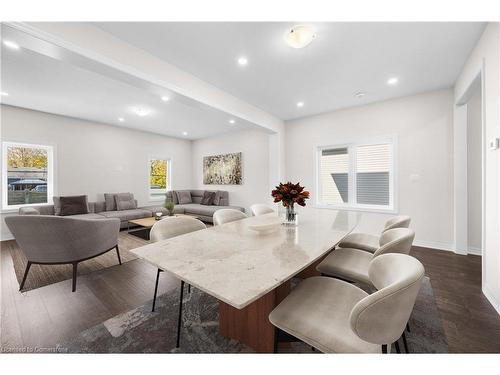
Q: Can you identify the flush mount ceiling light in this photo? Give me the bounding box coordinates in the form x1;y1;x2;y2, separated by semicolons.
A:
0;91;9;96
118;117;125;122
296;101;304;108
354;91;366;99
229;119;236;124
182;131;188;136
387;77;399;86
284;25;316;49
132;107;151;117
161;96;170;102
3;40;20;50
237;56;248;66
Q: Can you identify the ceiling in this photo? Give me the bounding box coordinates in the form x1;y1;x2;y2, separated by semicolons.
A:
96;22;486;120
0;25;259;140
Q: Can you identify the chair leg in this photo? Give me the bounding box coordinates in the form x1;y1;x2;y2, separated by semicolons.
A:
394;340;401;354
151;268;162;312
72;263;78;292
19;261;32;291
382;344;387;354
188;284;191;293
406;322;411;332
176;280;185;348
402;332;409;353
116;245;122;265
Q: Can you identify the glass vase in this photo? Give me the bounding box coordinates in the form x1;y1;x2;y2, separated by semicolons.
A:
284;205;298;226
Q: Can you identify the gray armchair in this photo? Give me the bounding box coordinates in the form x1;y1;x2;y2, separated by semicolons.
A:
5;215;121;292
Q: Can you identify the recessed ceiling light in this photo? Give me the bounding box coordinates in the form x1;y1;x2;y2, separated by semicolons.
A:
229;119;235;124
237;56;248;66
284;25;317;49
182;131;188;136
387;77;399;86
0;91;9;96
161;96;170;102
3;40;20;50
132;107;151;117
354;91;366;99
296;101;304;108
118;117;125;122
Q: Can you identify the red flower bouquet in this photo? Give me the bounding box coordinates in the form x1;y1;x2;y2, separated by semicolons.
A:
271;182;310;224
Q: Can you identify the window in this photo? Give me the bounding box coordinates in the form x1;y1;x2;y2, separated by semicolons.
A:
2;142;54;209
317;138;395;211
149;157;171;200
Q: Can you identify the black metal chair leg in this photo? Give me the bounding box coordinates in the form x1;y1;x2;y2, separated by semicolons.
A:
72;263;78;292
394;340;401;354
116;245;122;265
406;322;411;332
176;280;185;348
382;344;387;354
152;268;162;312
402;332;409;353
188;284;191;293
19;261;32;291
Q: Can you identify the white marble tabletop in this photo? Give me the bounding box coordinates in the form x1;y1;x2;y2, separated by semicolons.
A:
131;208;361;309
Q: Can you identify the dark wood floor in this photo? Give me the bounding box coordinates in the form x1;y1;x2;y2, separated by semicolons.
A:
1;239;500;353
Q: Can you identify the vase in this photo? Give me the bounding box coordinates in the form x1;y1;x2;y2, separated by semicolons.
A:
284;205;298;225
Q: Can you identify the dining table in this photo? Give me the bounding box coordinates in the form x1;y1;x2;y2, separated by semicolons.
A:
131;207;362;353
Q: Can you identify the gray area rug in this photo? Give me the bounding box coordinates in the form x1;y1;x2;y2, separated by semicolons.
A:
62;276;447;353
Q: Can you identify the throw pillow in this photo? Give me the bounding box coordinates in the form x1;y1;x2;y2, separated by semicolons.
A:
53;196;62;215
104;193;117;211
59;195;89;216
212;191;222;206
176;190;193;204
114;193;137;211
200;191;216;205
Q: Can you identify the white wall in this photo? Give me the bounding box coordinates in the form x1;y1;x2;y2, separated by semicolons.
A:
1;104;192;240
285;89;454;249
191;129;271;213
467;87;483;253
454;22;500;314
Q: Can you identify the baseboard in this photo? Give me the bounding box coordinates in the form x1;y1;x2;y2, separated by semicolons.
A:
483;284;500;316
467;246;483;256
413;240;455;252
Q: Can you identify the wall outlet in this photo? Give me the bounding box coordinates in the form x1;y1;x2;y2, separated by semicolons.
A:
489;138;500;151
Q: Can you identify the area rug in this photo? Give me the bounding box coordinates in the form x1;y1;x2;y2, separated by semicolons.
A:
9;231;148;292
62;276;448;353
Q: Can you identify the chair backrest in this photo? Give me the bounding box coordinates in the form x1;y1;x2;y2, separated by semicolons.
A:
349;253;425;345
150;216;206;242
213;209;247;226
250;204;275;216
5;215;120;263
373;228;415;257
383;215;411;232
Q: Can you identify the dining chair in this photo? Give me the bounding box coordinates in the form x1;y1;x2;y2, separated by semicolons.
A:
338;215;411;253
213;208;247;225
149;216;206;348
250;204;275;216
316;228;415;286
269;253;424;353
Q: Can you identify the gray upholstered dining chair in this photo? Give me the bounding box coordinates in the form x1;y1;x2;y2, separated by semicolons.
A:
269;253;425;353
316;228;415;286
338;215;411;253
149;216;206;348
213;208;247;225
5;215;121;292
250;204;275;216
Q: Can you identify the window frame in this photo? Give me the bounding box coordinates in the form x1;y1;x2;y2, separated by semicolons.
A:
2;141;55;211
315;135;397;214
148;156;172;202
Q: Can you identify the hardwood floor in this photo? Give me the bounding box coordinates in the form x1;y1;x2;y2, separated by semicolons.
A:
1;239;500;353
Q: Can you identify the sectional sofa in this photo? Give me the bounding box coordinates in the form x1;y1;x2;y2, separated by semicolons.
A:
18;190;244;226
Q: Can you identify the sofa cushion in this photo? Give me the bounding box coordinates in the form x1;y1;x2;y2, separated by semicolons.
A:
99;209;152;222
115;193;137;211
71;213;106;220
141;205;185;216
201;191;216;205
59;195;89;216
182;204;244;217
176;190;193;204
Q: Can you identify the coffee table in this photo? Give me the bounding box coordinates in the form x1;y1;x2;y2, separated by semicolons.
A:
127;214;201;237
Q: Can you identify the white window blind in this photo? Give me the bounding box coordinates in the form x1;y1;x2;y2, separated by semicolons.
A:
317;138;394;211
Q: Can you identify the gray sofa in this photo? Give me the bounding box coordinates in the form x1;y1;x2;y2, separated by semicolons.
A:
18;190;244;225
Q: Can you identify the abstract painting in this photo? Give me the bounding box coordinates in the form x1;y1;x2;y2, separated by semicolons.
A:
203;152;242;185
